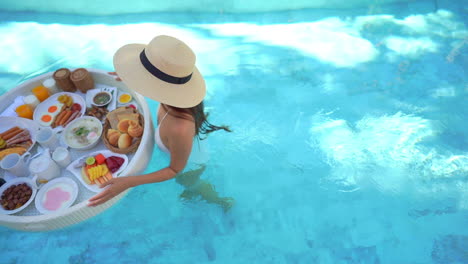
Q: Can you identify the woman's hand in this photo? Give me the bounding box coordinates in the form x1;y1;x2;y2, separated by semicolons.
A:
87;177;132;207
108;71;122;81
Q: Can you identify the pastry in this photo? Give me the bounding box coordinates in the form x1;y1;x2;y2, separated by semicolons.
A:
117;113;139;122
0;147;27;161
117;119;131;133
118;133;132;149
127;120;143;138
107;128;120;138
107;107;134;129
107;129;121;146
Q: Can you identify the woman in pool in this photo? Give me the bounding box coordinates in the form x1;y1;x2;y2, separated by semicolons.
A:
88;35;234;211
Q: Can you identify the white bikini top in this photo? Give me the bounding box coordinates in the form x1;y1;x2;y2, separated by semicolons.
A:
155;110;170;154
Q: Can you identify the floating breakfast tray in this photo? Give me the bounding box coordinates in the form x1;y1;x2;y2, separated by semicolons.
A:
0;69;154;231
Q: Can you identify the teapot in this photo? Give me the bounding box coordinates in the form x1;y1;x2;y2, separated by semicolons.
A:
29;148;60;184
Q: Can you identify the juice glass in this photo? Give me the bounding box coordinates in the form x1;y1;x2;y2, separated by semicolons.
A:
15;104;34;119
32;85;50;102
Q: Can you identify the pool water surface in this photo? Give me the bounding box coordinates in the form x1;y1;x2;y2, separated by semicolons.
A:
0;1;467;263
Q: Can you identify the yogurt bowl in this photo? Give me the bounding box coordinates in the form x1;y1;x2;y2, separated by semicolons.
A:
63;116;103;150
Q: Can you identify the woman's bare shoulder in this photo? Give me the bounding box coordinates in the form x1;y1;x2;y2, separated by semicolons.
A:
168;117;195;138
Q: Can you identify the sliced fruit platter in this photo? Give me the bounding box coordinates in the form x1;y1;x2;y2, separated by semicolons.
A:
66;150;128;192
33;92;85;130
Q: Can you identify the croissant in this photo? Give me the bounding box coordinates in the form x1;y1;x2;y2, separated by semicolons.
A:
127;120;143;138
117;119;131;133
107;129;121;147
118;133;132;149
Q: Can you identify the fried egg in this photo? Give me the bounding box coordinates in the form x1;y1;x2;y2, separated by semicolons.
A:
48;102;64;115
39;114;54;126
38;102;64;126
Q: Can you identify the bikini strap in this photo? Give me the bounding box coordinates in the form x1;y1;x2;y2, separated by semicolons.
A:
160;110;170;125
161;104;194;122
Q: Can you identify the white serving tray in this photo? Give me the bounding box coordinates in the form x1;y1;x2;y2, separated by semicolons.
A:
0;69;154;231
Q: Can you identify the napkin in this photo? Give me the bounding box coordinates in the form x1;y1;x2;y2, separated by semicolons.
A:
0;96;24;117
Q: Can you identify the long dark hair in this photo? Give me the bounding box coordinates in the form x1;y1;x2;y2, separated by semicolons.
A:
163;101;231;140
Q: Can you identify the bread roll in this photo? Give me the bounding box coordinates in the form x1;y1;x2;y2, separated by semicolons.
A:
107;129;121;147
107;129;120;138
127;120;143;138
117;119;131;133
118;133;132;149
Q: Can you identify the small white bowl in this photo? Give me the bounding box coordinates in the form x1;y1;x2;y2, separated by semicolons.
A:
63;116;103;150
91;91;112;107
117;93;132;104
0;177;38;215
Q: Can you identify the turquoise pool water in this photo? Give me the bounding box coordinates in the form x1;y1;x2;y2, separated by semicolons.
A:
1;1;467;263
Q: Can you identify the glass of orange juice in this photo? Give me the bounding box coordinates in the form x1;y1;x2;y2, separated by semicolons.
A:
32;85;50;102
15;104;34;119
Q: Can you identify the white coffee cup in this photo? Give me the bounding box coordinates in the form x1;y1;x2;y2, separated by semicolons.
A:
52;147;71;167
37;127;60;151
0;153;31;177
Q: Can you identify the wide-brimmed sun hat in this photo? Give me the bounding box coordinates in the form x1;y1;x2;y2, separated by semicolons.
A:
113;35;206;108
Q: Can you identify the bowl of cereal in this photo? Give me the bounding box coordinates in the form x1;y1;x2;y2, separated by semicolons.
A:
0;177;37;215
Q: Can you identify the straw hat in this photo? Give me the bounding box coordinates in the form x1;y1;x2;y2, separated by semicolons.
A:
113;35;206;108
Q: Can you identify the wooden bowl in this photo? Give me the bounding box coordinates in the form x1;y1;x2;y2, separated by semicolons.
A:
101;107;144;154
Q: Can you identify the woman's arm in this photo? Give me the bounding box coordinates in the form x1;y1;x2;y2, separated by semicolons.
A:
87;120;194;207
114;123;195;188
87;167;176;207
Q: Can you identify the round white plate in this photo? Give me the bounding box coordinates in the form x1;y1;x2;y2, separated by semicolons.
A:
0;177;37;215
34;177;78;214
0;116;39;155
33;92;85;131
66;150;128;193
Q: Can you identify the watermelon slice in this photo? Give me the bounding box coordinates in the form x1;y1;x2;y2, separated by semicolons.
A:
105;156;125;173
